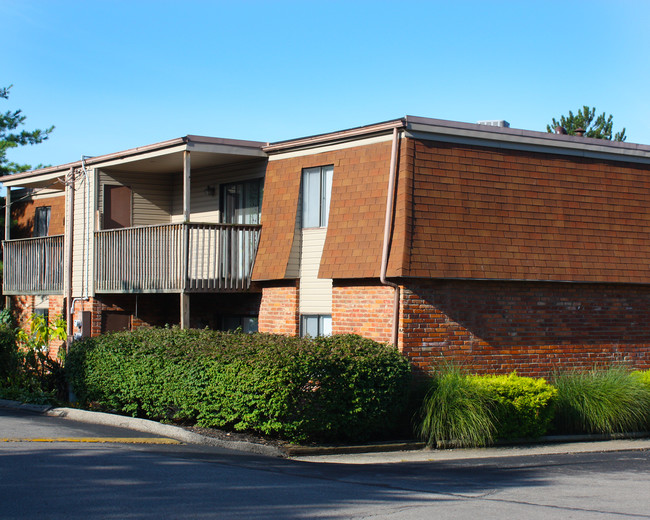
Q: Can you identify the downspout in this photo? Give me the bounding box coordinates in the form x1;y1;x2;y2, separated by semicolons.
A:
4;187;11;310
65;168;75;350
380;127;402;347
69;156;92;340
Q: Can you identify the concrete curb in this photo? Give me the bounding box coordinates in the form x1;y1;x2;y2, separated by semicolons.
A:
3;399;649;461
45;407;287;458
0;399;52;414
0;400;284;458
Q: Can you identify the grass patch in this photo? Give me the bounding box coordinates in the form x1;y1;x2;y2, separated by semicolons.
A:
552;365;650;434
418;366;495;447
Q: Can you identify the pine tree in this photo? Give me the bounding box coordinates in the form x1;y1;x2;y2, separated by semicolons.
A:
547;106;626;141
0;85;54;176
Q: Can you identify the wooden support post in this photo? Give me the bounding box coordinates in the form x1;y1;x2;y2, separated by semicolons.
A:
180;292;190;329
180;149;191;328
183;150;191;223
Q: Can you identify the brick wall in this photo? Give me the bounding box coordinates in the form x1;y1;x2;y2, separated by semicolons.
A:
399;279;650;377
11;294;66;357
332;280;394;343
258;283;299;335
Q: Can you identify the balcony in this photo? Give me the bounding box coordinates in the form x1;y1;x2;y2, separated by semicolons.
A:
94;223;261;293
2;235;65;295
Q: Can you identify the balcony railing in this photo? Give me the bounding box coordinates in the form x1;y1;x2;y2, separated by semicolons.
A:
94;223;261;293
2;235;65;295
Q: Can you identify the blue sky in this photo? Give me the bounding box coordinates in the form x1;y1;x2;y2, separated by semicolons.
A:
4;0;650;170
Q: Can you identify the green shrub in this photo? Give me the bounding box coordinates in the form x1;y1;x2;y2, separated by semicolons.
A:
474;373;557;439
67;328;411;443
552;366;650;434
419;366;496;447
0;325;18;381
632;369;650;388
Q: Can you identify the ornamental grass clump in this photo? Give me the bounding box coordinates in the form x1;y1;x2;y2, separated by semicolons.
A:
552;366;650;435
419;366;496;448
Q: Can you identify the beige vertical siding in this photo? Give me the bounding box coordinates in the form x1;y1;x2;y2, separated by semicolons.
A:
98;170;174;227
285;189;302;278
71;169;95;297
170;159;266;223
298;228;332;314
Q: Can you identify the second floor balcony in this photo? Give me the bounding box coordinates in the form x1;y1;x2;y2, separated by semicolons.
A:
2;235;65;295
94;222;261;293
2;223;261;296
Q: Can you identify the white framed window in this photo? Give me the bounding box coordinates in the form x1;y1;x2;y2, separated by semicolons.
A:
302;165;333;228
300;314;332;338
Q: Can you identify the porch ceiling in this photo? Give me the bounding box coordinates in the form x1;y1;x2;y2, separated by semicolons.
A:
1;135;268;187
98;138;268;174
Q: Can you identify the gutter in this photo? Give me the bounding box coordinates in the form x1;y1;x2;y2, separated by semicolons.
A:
380;126;404;347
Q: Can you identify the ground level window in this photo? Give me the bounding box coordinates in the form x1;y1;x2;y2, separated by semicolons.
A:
34;307;49;323
221;315;258;334
300;315;332;337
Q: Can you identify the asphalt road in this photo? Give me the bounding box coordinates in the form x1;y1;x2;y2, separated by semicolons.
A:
1;407;649;519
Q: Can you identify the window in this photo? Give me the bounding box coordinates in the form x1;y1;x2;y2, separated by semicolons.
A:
34;307;49;324
33;206;51;237
221;178;263;225
301;315;332;337
302;165;333;228
221;315;258;334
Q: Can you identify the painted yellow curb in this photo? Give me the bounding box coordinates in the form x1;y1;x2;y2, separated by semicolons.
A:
0;437;181;444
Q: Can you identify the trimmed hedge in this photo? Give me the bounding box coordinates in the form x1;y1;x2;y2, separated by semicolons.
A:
474;373;557;439
66;328;411;443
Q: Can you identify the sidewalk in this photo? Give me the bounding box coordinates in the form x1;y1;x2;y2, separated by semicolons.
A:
2;399;649;463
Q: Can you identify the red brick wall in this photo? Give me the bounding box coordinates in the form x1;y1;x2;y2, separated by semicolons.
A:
332;280;394;343
399;279;650;377
11;294;66;357
258;283;299;335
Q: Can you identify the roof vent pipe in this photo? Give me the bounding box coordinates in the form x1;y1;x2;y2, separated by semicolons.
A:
575;128;586;137
555;126;567;135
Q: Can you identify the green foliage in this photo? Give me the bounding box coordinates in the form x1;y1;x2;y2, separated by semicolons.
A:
0;314;68;403
0;308;16;328
474;373;557;439
66;328;411;443
1;85;54;176
0;325;18;381
631;369;650;388
546;105;626;141
419;366;496;447
552;366;650;434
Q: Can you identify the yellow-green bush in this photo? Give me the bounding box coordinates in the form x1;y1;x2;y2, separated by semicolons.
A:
474;373;557;439
419;369;558;447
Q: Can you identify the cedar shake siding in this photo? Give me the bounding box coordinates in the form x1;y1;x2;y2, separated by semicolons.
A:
12;194;65;238
253;137;411;282
404;139;650;283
